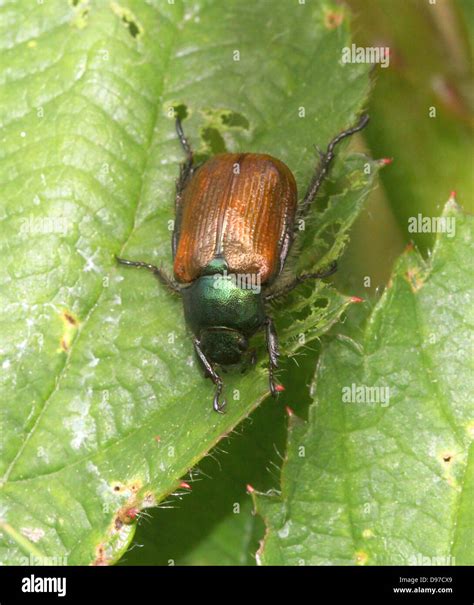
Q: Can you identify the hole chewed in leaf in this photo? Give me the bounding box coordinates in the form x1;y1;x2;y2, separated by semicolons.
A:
70;0;90;29
197;107;250;158
203;107;250;131
201;126;226;155
172;103;188;121
110;2;143;39
221;110;250;129
123;16;140;38
314;297;330;310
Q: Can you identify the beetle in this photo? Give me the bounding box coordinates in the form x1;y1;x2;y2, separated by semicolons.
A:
117;113;369;412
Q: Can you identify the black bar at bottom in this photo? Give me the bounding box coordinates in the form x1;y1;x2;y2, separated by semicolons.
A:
0;565;471;603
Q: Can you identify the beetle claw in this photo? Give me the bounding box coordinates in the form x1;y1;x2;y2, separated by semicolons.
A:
213;394;227;414
269;370;285;397
213;385;227;413
269;378;278;397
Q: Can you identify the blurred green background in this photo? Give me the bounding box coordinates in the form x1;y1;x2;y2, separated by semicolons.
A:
339;0;473;297
123;0;473;565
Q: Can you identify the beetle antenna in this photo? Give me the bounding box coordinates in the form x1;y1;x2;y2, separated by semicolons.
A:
298;113;369;219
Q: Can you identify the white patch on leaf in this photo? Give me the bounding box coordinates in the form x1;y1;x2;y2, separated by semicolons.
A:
21;527;45;542
64;395;96;450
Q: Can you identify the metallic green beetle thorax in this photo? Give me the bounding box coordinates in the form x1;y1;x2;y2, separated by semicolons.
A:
181;272;266;339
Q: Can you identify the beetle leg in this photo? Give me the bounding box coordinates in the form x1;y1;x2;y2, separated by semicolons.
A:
297;114;369;221
175;117;194;195
173;117;196;258
176;117;193;161
264;261;337;302
193;339;227;413
264;317;281;396
115;256;181;295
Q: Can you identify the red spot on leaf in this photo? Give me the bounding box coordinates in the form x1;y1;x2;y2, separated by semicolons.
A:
126;507;139;520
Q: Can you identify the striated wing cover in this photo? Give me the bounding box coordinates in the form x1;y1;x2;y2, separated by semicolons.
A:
173;153;297;285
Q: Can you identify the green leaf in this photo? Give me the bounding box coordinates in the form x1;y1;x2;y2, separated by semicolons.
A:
0;0;372;564
121;399;287;566
253;201;474;565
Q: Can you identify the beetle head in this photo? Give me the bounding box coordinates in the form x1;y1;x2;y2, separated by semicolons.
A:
200;327;248;365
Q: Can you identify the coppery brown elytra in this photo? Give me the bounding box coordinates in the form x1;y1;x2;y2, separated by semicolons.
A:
116;113;369;412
